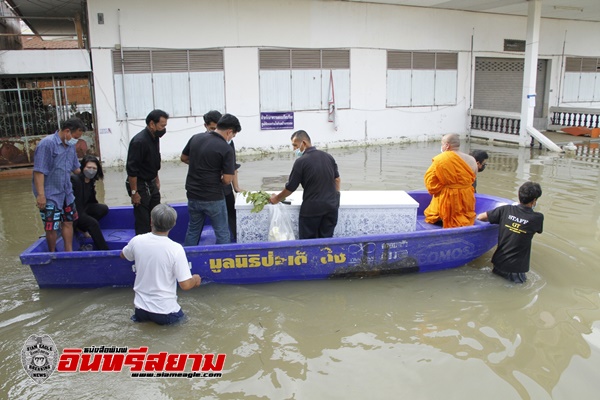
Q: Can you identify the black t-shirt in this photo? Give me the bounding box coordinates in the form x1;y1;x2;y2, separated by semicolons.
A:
285;146;340;217
222;140;240;196
126;128;161;182
71;173;98;215
182;131;235;201
487;204;544;273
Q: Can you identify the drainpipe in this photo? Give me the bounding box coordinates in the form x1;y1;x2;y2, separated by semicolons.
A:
118;8;131;148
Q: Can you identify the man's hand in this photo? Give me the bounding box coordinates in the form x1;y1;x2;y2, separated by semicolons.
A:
131;192;141;206
269;194;280;205
36;194;46;210
179;274;201;290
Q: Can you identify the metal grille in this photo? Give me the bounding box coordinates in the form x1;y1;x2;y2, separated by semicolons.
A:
473;57;547;118
0;75;94;167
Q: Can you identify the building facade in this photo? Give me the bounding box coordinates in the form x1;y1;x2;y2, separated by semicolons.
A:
4;0;600;167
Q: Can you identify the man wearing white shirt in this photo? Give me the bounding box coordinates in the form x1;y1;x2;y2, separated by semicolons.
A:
121;203;201;325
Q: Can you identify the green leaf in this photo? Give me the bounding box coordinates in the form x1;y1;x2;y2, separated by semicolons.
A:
242;190;271;213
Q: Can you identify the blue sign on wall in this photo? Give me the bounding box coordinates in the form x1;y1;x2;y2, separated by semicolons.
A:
260;112;294;130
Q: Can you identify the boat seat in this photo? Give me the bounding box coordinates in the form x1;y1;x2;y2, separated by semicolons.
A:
76;225;218;251
415;217;444;231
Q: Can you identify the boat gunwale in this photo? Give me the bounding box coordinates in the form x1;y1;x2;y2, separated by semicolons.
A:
20;191;512;264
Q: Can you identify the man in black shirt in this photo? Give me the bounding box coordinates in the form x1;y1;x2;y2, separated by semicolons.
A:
270;130;341;239
126;109;169;235
470;149;489;192
180;110;242;242
181;114;241;246
477;181;544;283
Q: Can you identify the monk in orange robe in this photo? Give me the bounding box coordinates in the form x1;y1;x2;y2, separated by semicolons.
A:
424;134;477;228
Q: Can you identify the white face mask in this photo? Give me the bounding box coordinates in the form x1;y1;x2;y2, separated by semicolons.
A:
440;146;445;153
67;137;79;146
227;140;232;145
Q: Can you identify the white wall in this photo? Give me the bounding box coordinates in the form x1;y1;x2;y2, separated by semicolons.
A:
86;0;600;166
0;50;90;74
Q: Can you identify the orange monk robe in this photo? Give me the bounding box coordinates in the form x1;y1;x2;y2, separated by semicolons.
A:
423;151;476;228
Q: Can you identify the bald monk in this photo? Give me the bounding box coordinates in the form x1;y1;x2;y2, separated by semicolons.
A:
424;133;477;228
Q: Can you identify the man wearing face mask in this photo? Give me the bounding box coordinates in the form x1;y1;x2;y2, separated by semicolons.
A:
470;149;489;192
270;130;341;239
424;133;477;228
181;113;241;246
32;118;86;252
126;109;169;235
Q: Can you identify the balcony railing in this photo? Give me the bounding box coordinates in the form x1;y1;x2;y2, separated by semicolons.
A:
469;109;521;135
549;107;600;130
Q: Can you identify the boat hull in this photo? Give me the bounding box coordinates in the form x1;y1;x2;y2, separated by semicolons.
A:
20;191;510;288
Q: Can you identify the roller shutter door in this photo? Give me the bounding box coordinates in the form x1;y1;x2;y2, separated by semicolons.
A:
474;57;546;118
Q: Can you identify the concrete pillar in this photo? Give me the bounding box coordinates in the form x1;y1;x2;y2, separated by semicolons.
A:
519;0;542;147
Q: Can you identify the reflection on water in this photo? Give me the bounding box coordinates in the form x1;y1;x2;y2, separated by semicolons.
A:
1;140;600;399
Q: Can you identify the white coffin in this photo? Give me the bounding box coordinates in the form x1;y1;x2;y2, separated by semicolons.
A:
235;190;418;243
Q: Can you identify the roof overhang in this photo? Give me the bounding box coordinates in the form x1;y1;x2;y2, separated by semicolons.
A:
5;0;84;38
4;0;600;39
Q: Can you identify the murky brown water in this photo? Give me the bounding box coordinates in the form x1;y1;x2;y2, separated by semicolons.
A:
2;140;600;399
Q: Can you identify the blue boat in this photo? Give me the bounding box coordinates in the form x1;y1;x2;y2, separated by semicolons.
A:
19;191;510;288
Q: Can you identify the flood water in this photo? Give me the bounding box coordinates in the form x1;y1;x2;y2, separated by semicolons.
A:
1;139;600;399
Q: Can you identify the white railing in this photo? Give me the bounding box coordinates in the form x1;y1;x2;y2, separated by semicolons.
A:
469;109;521;135
548;106;600;130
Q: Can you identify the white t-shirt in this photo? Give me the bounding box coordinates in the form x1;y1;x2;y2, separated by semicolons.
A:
122;232;192;314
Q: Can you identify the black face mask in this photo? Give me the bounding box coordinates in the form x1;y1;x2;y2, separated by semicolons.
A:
155;129;166;138
478;163;486;172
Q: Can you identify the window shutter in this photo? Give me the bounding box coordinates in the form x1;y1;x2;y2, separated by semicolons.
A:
413;52;435;70
291;50;321;69
387;51;412;69
152;50;189;72
260;50;291;69
436;53;458;70
565;57;582;72
581;57;598;73
189;50;224;71
322;50;350;69
121;51;152;74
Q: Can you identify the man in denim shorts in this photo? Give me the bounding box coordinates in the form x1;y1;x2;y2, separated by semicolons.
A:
33;118;86;252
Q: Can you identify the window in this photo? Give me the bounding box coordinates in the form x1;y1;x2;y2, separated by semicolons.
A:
562;57;600;102
112;49;225;120
259;49;350;112
387;51;458;107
